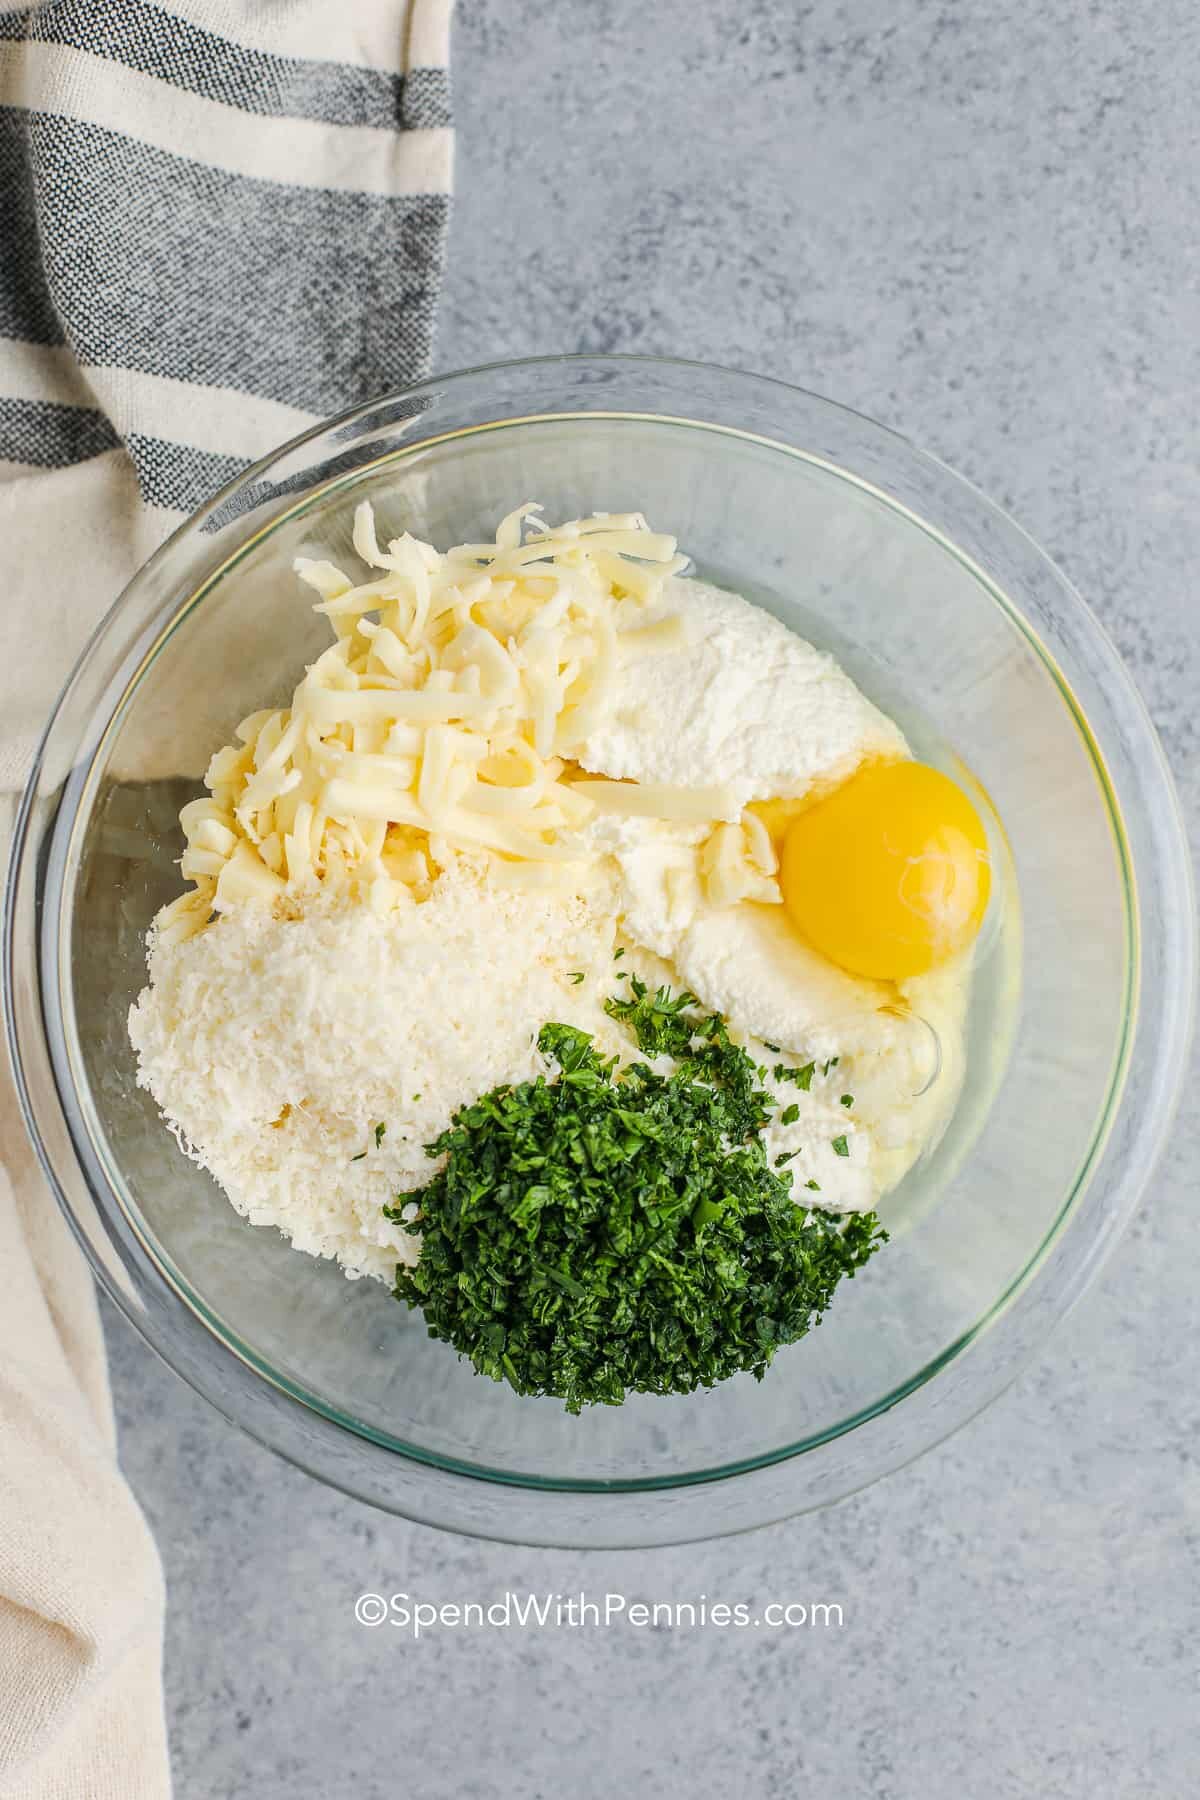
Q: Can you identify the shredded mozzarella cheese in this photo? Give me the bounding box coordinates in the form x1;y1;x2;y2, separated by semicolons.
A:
159;503;696;940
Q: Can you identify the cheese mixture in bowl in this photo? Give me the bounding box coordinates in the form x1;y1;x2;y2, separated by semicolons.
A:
129;502;1004;1410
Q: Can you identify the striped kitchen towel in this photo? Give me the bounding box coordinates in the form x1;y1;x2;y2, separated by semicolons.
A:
0;0;453;786
0;7;452;1796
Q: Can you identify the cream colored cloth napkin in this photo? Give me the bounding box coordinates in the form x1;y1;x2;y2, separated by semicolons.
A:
0;4;453;1792
0;977;171;1800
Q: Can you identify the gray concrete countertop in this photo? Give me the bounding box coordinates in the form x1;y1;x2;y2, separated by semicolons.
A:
105;3;1199;1794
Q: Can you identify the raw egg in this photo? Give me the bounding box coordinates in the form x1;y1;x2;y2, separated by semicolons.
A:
779;761;991;981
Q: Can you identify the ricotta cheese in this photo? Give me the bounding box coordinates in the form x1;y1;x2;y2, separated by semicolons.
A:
577;577;908;811
591;821;967;1196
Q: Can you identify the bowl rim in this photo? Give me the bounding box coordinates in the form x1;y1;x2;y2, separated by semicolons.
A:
5;353;1195;1542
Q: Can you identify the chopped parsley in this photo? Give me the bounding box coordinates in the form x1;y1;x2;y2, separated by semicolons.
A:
374;1121;386;1146
351;1151;367;1162
840;1094;854;1109
774;1061;815;1091
823;1057;839;1075
387;980;885;1412
805;1179;822;1191
613;948;625;961
831;1135;850;1158
567;971;586;985
780;1102;800;1126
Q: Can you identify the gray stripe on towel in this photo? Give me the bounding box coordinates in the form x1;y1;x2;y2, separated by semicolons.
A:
0;108;65;344
125;431;249;513
0;2;452;131
15;111;449;415
0;394;120;467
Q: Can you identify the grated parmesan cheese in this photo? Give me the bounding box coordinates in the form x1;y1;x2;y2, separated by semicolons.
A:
129;866;625;1280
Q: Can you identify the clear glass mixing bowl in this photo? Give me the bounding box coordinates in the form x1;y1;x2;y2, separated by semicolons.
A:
5;357;1193;1547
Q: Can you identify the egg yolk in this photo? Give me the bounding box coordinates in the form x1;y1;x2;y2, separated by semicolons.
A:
779;761;991;981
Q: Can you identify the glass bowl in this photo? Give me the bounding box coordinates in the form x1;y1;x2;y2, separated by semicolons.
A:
5;356;1193;1548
